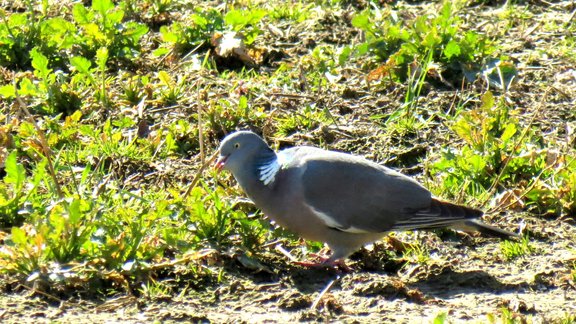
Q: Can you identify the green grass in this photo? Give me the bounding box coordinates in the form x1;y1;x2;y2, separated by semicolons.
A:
500;236;535;261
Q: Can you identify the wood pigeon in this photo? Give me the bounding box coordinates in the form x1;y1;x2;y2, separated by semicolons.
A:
216;131;518;268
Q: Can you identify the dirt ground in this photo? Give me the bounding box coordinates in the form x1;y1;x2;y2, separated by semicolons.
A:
1;0;576;323
1;218;575;323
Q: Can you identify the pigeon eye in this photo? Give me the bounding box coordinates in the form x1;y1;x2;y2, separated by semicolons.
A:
234;143;240;149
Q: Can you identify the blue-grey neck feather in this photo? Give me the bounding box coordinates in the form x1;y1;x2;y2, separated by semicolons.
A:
254;149;277;172
233;147;277;202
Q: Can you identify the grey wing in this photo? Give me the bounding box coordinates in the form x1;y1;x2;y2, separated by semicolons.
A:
300;153;434;234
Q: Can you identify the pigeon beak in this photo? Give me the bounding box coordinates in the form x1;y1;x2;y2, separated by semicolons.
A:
215;155;228;172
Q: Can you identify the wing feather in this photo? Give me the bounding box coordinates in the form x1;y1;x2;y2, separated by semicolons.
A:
298;149;432;233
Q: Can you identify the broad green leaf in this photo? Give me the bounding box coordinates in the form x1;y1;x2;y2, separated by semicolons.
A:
453;117;474;144
49;207;66;234
224;10;248;30
70;56;93;75
11;227;27;245
355;42;370;56
72;4;92;25
4;151;25;190
85;23;106;42
0;84;15;98
8;13;27;27
124;22;149;42
68;199;82;225
238;95;248;113
500;122;517;144
18;78;40;96
30;48;51;79
191;13;208;28
158;71;173;86
41;18;78;49
31;159;47;190
480;91;495;112
338;46;352;66
439;2;453;28
92;0;114;15
351;11;370;30
224;9;266;30
466;153;486;173
107;10;124;26
159;26;178;43
414;16;428;35
153;48;170;57
433;312;447;324
443;40;461;59
422;29;440;48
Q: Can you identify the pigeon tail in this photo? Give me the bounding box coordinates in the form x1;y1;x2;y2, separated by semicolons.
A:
428;198;483;219
392;198;483;230
429;199;519;239
452;219;520;239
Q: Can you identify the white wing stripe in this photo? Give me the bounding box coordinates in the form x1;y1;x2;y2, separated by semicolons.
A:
258;158;280;186
306;203;372;234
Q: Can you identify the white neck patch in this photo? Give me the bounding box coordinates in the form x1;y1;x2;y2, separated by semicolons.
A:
257;153;288;186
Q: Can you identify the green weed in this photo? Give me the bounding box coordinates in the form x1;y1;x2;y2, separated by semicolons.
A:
269;2;312;23
402;239;431;265
0;48;81;115
432;312;448;324
119;72;150;105
500;236;534;261
559;313;576;324
72;0;148;60
0;151;42;228
154;10;224;58
224;8;267;45
0;6;46;69
154;7;266;58
204;95;267;134
0;148;252;285
431;91;541;200
276;103;334;137
350;1;495;83
155;70;186;105
140;278;172;299
430;89;575;216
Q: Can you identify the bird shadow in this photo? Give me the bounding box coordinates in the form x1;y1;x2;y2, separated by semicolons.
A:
286;265;525;302
287;267;343;294
406;267;523;299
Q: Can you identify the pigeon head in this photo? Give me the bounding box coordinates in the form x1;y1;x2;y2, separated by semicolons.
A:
216;131;275;175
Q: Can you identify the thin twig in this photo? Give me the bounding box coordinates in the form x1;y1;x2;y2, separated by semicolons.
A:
487;162;555;214
311;276;340;310
274;244;298;262
270;93;316;100
18;283;90;311
260;239;285;249
14;88;63;198
565;7;576;26
523;21;541;38
182;151;218;200
197;85;205;165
